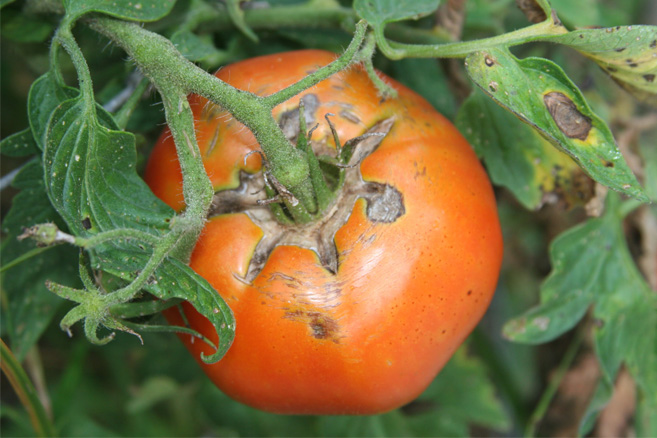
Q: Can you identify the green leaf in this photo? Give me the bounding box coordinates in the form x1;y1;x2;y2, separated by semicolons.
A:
225;0;259;42
28;72;79;151
407;347;511;436
100;249;236;363
354;0;441;27
317;412;412;437
549;0;600;27
170;31;227;64
456;89;594;210
0;9;54;43
0;0;17;8
62;0;176;22
0;129;39;157
504;193;657;433
43;98;172;236
2;160;60;236
465;48;647;202
548;26;657;105
42;95;234;362
126;376;179;413
392;58;457;120
1;160;78;361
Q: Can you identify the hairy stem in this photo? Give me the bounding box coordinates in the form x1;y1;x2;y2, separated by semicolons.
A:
376;18;567;59
91;16;368;222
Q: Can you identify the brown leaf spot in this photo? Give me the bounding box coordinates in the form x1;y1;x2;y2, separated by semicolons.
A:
651;40;657;49
543;92;592;141
643;74;655;83
484;55;495;67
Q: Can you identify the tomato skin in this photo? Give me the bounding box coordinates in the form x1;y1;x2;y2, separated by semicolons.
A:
145;50;503;415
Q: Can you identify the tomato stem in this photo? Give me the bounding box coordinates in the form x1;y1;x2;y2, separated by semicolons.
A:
375;15;568;60
262;20;368;108
358;32;398;99
297;102;333;213
92;17;369;224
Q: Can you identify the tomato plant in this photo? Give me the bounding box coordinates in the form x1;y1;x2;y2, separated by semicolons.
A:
144;50;503;414
1;0;656;436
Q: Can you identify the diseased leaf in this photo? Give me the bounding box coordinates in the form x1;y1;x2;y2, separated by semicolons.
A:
0;129;39;157
62;0;176;22
504;193;657;433
1;160;78;361
548;26;657;105
465;48;647;202
354;0;441;27
456;90;594;210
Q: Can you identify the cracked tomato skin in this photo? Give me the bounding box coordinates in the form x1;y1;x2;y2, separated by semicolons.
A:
144;50;503;415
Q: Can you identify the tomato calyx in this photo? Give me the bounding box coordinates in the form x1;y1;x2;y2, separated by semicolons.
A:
208;115;404;282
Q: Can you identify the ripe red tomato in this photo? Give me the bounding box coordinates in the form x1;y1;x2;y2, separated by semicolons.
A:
144;49;503;415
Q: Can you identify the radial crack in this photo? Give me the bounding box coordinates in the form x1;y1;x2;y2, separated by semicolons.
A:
209;116;402;283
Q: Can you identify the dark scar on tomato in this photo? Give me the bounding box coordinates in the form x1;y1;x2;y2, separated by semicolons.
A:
364;184;405;223
308;312;339;341
543;92;592;141
284;310;341;342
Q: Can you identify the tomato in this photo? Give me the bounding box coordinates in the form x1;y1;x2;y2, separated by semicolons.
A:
144;49;503;415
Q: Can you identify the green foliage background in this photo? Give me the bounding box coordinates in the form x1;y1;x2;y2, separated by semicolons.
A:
1;0;656;436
